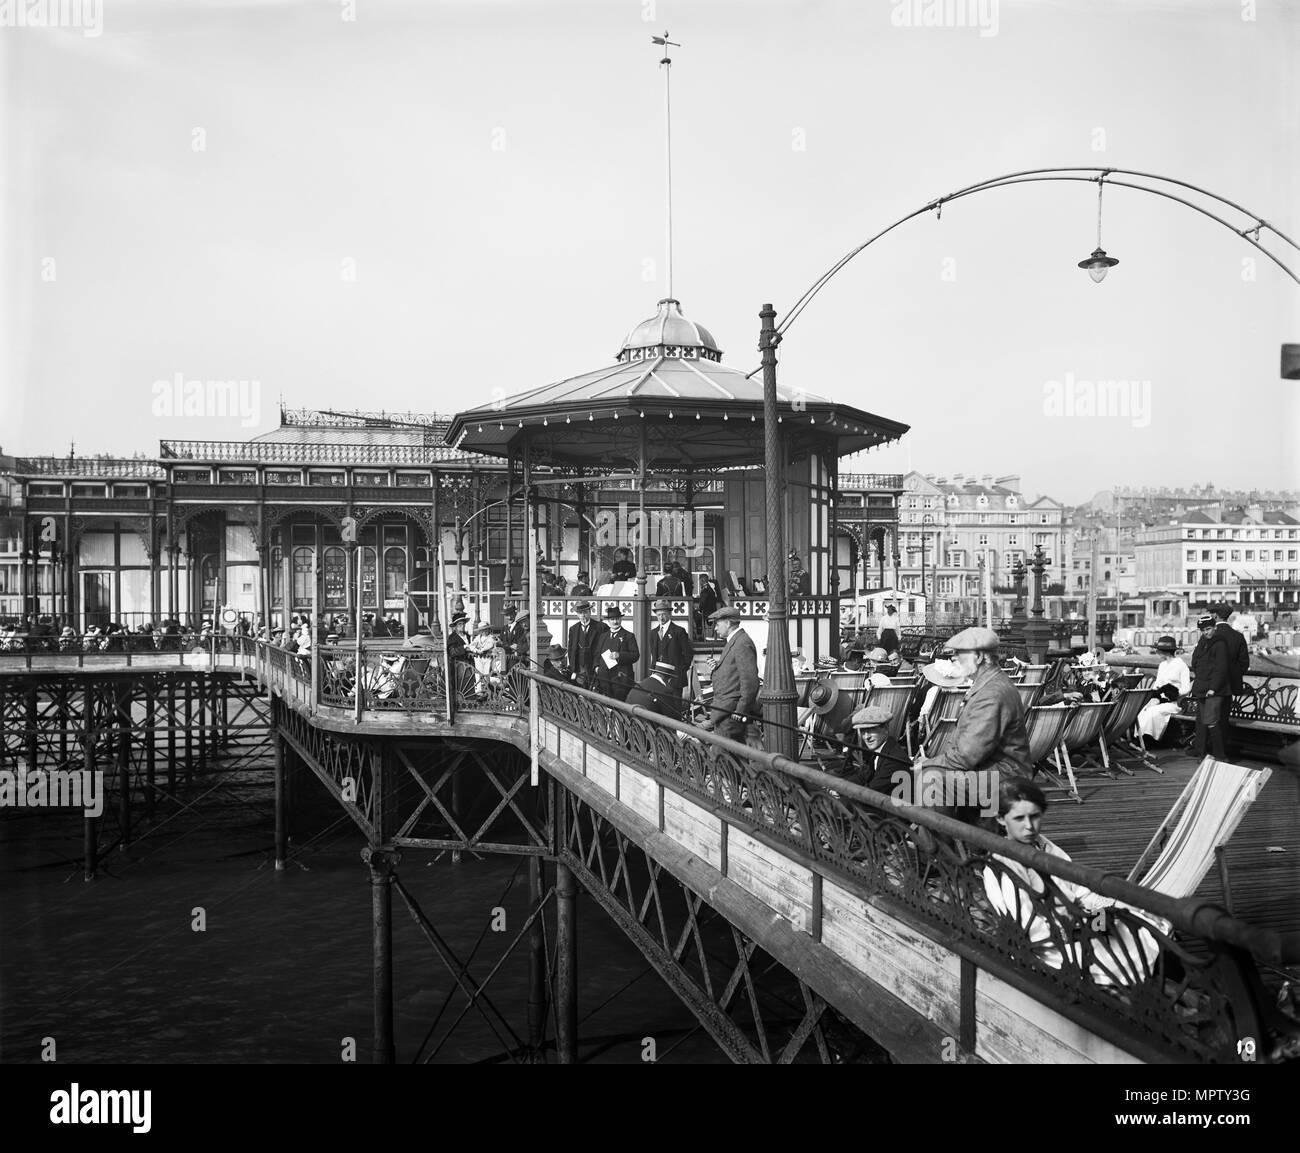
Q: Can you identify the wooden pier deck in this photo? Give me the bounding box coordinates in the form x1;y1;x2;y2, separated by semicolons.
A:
1041;750;1299;947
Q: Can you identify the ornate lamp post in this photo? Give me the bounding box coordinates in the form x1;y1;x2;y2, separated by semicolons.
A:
1023;545;1050;665
758;303;796;759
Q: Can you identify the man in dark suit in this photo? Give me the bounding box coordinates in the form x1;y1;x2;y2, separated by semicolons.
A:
701;606;759;741
694;574;720;640
542;643;569;681
1212;602;1250;697
648;597;694;690
594;605;639;701
1191;612;1231;760
626;660;685;721
566;600;607;689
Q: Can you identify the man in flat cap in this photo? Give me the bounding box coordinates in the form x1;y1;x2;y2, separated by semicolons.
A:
566;600;607;689
648;596;694;694
626;660;686;721
594;605;639;701
917;627;1030;821
701;606;759;741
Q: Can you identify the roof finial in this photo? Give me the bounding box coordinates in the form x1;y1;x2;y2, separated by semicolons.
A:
651;31;680;301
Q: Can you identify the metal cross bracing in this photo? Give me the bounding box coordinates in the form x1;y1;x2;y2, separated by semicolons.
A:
0;669;272;878
557;790;889;1064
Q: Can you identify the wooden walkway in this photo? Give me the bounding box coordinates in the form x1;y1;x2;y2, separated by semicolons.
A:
1044;750;1299;945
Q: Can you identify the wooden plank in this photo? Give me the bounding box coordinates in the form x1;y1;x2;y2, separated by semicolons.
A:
662;789;724;870
619;763;660;826
726;828;814;934
821;879;962;1042
585;746;616;795
559;729;584;770
975;970;1144;1065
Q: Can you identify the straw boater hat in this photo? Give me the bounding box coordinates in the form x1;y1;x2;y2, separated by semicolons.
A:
473;620;492;634
652;659;678;681
921;658;969;689
815;655;839;671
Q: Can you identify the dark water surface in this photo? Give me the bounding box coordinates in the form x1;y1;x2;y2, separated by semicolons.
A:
1;766;732;1064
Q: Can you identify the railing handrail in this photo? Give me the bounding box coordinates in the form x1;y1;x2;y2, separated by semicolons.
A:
521;669;1280;963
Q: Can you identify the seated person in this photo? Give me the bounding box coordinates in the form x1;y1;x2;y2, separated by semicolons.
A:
626;660;686;720
611;548;637;581
542;643;569;680
983;777;1165;986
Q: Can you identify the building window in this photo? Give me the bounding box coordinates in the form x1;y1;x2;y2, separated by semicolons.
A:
978;514;988;524
173;469;211;483
323;546;347;609
1185;549;1196;561
1186;570;1196;584
292;547;315;606
1201;550;1211;561
1230;550;1240;561
113;484;148;498
310;472;346;486
266;471;302;485
354;472;389;486
71;484;108;498
1215;571;1226;585
1007;535;1018;547
1245;550;1255;561
1040;514;1050;524
395;473;428;488
1202;569;1212;584
1275;550;1285;561
978;534;989;546
1215;550;1226;562
219;470;256;485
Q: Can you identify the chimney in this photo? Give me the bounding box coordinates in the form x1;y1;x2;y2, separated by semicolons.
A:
995;474;1020;494
981;473;993;487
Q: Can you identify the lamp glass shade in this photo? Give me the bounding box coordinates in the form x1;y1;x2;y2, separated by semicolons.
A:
1088;263;1109;283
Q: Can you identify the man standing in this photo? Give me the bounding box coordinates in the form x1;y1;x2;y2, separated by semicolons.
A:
505;600;530;669
648;597;694;690
566;600;607;689
626;660;686;721
701;606;759;742
1213;602;1251;700
611;548;637;582
595;606;639;700
1191;612;1230;760
694;573;720;639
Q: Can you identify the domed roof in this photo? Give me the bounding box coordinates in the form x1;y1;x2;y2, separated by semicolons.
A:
618;299;721;362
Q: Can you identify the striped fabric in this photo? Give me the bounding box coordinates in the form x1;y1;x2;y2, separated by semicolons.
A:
1136;758;1272;898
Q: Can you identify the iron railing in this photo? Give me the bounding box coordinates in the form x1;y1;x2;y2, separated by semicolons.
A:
527;672;1289;1063
15;457;165;479
158;440;491;465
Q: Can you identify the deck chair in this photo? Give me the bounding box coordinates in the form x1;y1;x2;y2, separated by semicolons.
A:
1016;682;1043;710
1128;758;1272;914
1023;704;1074;798
1054;700;1117;799
1099;686;1160;776
1020;664;1051;685
923;716;959;759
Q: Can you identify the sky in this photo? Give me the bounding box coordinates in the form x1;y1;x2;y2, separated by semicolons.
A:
2;0;1298;507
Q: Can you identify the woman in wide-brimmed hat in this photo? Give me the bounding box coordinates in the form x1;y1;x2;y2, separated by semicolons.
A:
1136;635;1191;744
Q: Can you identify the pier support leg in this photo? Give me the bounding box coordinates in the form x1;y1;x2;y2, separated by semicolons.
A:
197;674;207;775
145;685;156;821
167;678;176;792
555;860;578;1064
526;854;547;1060
116;686;131;848
273;727;288;870
183;681;193;786
82;704;97;882
364;847;398;1065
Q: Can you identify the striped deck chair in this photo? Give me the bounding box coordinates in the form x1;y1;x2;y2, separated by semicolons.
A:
863;683;924;758
1053;700;1116;800
1099;686;1161;776
923;716;959;760
1128;758;1272;914
1020;664;1051;685
921;687;967;757
1023;703;1075;799
1016;682;1043;710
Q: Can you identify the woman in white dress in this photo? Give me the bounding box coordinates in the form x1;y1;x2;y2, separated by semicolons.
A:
1136;635;1191;744
982;778;1166;986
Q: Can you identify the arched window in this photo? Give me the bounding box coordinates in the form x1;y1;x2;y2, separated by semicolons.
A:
361;547;378;609
323;546;347;609
292;547;314;606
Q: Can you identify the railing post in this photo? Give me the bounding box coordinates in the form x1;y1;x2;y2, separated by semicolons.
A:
273;722;288;871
